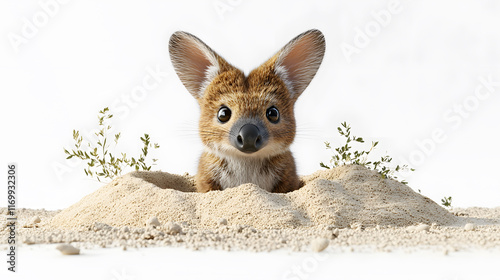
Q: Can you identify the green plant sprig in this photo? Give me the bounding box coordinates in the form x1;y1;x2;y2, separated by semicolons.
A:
64;107;160;182
320;122;414;184
441;196;453;209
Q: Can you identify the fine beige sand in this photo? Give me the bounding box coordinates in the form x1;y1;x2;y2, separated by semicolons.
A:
50;165;458;229
1;165;499;252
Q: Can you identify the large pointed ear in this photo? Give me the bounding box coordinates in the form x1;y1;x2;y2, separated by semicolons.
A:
266;29;325;99
169;31;235;99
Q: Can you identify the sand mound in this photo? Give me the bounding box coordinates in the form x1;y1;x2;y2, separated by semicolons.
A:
50;165;457;229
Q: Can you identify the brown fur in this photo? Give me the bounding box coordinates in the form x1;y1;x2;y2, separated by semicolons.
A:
169;30;325;193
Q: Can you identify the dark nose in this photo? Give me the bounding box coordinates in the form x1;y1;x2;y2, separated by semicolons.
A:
235;124;263;153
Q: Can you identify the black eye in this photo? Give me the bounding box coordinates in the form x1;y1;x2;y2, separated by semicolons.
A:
266;106;280;123
217;106;231;123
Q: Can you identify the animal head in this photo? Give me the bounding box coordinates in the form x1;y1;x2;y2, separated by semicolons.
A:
169;30;325;159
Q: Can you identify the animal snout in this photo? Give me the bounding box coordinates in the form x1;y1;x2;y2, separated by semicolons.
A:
235;124;263;153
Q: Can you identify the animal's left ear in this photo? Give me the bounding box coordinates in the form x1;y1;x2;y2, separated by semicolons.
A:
258;30;326;99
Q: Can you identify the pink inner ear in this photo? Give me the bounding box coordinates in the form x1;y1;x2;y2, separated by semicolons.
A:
276;31;325;97
281;35;314;79
180;41;213;91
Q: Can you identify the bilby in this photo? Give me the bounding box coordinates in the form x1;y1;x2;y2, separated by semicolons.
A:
169;29;325;192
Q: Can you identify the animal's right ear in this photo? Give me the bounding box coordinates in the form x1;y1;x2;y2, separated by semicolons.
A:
169;31;232;99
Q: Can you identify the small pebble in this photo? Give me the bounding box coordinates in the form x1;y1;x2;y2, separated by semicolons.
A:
165;222;182;235
218;218;228;226
415;224;430;232
92;222;112;232
311;238;329;252
23;238;35;245
350;223;364;231
56;244;80;255
32;216;41;224
142;233;154;240
464;223;476;231
147;216;161;227
406;225;416;232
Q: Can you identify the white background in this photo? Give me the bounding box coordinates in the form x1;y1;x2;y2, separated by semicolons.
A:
2;246;500;280
1;0;499;209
